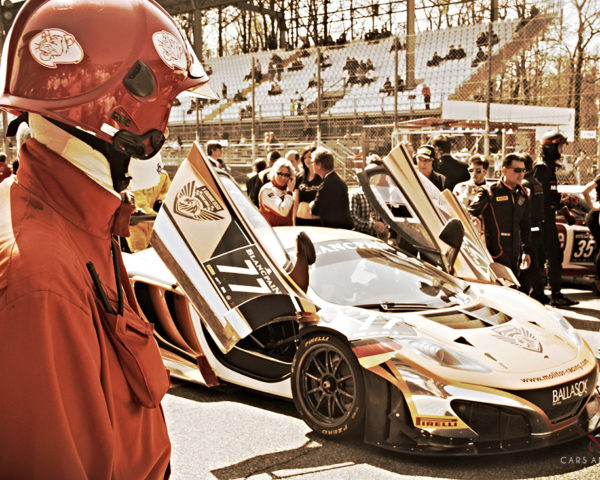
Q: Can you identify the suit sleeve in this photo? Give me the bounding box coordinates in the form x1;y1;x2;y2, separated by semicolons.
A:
467;187;489;218
311;179;330;216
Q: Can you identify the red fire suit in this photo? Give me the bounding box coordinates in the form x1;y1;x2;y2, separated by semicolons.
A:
0;140;171;478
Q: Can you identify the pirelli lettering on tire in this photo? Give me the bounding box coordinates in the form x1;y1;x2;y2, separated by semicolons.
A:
304;336;330;347
415;416;462;429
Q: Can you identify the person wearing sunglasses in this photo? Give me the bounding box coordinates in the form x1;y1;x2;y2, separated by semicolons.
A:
468;153;532;278
258;158;296;226
453;154;490;207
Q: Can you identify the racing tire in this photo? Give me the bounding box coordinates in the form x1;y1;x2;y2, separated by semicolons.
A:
291;334;365;438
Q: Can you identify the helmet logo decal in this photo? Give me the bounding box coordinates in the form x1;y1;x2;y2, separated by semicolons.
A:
152;31;187;71
29;29;84;69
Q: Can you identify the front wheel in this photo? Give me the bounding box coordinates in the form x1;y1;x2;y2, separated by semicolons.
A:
291;334;365;438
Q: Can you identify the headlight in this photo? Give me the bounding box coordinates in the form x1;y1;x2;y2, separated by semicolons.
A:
546;309;583;348
396;337;491;373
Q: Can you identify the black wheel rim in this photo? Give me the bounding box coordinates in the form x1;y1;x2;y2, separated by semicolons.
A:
299;344;357;426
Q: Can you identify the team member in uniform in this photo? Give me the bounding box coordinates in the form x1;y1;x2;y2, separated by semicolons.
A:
532;131;578;307
582;173;600;294
519;153;549;303
0;0;216;477
468;153;532;277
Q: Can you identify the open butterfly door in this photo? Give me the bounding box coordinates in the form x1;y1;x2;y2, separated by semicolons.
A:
151;142;317;354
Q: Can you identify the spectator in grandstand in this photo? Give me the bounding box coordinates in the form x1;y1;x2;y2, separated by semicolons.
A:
456;45;466;59
288;59;304;71
268;81;283;96
582;172;600;294
293;91;304;114
246;158;267;206
389;39;406;52
221;82;228;99
453;154;490;207
427;51;443;67
240;105;253;119
258;158;296;227
206;140;228;171
310;148;354;229
415;145;446;192
366;59;374;71
308;73;318;88
421;84;431;110
319;53;332;69
468;153;532;277
432;134;469;191
336;32;347;45
472;47;487;67
294;146;321;226
397;77;405;92
0;152;12;183
349;154;387;238
244;59;262;82
445;45;458;60
519;153;548;303
380;77;393;96
233;90;247;102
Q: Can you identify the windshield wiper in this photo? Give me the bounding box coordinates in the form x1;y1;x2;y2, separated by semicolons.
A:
355;302;431;312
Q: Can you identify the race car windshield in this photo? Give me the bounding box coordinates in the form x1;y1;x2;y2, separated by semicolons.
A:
309;239;471;308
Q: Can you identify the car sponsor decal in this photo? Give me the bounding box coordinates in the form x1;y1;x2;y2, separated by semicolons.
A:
520;359;590;383
173;181;224;221
491;325;542;353
153;30;187;71
205;245;286;307
570;230;595;263
29;28;84;68
414;415;464;429
552;378;588;406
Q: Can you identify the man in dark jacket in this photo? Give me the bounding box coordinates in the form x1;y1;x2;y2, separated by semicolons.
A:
433;134;469;191
468;153;531;276
310;148;354;229
532;131;578;307
519;153;549;304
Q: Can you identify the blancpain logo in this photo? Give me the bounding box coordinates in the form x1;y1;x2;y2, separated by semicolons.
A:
552;380;588;405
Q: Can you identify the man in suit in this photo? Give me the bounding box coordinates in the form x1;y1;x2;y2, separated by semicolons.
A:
310;148;354;229
432;134;469;191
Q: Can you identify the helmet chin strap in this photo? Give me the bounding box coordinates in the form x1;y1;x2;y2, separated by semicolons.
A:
45;117;132;192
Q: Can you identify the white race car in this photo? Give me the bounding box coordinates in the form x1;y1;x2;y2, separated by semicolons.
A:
124;143;600;454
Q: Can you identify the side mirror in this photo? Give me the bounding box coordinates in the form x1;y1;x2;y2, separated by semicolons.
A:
439;218;464;249
289;232;316;292
439;218;464;273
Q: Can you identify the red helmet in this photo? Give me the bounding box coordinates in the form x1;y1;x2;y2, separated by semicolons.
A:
0;0;216;158
540;131;568;146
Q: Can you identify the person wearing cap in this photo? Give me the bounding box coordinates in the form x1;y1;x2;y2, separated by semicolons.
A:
468;153;532;277
532;131;578;307
453;154;490;207
0;0;217;477
415;145;447;191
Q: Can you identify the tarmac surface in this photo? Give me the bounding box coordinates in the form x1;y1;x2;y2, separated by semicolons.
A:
162;285;600;480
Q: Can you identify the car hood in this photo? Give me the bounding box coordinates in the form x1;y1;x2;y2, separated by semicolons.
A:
313;284;595;391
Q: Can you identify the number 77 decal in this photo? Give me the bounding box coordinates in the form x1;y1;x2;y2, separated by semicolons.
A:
215;260;272;294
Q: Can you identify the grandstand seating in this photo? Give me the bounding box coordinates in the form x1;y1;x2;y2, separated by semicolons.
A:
168;18;522;124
